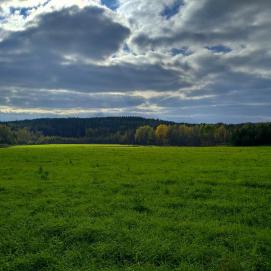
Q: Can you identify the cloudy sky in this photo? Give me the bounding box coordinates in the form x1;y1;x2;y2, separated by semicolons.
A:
0;0;270;123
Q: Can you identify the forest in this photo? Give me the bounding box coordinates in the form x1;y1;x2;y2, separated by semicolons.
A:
0;117;270;146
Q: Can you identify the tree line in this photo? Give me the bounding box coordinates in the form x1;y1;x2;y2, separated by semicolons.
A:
135;123;271;146
0;117;270;146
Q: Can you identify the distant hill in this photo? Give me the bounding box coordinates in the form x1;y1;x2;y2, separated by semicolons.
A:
2;117;175;138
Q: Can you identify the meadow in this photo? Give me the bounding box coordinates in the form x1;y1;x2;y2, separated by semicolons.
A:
0;145;270;271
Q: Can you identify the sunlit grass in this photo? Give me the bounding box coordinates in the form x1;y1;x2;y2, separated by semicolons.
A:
0;145;270;270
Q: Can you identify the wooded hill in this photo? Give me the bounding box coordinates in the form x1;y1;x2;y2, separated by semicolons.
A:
4;117;172;137
0;117;270;146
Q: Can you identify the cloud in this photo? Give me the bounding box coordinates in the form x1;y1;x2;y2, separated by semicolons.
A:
0;88;146;109
0;4;190;93
0;0;270;123
0;53;188;93
0;5;130;60
131;0;271;49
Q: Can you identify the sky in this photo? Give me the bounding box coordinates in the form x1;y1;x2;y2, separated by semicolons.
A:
0;0;270;123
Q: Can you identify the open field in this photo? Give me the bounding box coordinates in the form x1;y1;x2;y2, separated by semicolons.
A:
0;145;270;271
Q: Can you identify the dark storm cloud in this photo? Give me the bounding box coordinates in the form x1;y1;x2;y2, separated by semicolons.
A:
185;0;271;29
0;4;189;93
0;5;130;60
0;57;188;92
133;0;271;49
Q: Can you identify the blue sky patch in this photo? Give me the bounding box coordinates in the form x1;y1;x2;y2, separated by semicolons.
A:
9;0;51;18
9;7;30;18
101;0;119;10
161;0;183;20
171;47;191;56
206;45;232;53
123;44;131;53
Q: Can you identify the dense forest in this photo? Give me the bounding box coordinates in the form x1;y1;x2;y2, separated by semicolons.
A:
0;117;270;146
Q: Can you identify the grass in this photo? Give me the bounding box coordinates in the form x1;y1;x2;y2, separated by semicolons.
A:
0;145;270;271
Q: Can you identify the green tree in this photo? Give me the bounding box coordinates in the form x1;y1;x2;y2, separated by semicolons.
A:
214;125;229;144
15;128;34;145
200;124;216;146
0;125;15;145
135;126;155;145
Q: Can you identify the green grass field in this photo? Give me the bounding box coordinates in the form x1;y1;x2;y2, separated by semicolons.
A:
0;145;270;271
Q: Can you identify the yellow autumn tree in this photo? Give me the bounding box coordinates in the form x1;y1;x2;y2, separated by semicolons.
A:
155;124;170;145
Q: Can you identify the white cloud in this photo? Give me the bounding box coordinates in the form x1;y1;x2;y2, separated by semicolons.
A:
0;0;270;122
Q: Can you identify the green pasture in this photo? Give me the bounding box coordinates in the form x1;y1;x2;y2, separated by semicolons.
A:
0;145;270;270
